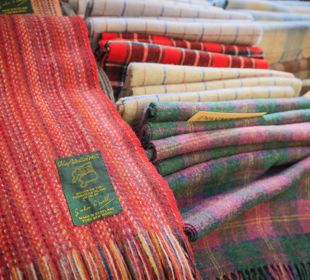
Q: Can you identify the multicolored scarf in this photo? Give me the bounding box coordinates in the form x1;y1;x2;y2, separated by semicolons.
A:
0;15;198;279
99;41;269;98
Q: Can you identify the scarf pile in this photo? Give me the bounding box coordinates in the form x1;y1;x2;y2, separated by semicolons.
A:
0;15;199;280
137;97;310;279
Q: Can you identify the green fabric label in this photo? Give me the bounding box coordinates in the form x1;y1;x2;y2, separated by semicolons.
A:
56;152;122;226
0;0;33;14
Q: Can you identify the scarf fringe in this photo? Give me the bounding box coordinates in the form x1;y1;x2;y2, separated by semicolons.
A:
4;227;198;280
218;261;310;280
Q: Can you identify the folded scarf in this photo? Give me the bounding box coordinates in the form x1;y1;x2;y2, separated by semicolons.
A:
141;108;310;142
0;0;61;15
124;63;290;88
86;17;263;49
190;157;310;279
99;33;264;59
258;21;310;64
156;141;310;176
127;76;300;96
100;41;269;98
117;86;296;125
74;0;251;19
147;123;310;161
144;97;310;122
0;15;198;279
166;147;310;202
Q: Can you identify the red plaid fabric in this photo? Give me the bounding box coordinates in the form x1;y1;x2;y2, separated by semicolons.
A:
99;41;269;99
99;33;264;59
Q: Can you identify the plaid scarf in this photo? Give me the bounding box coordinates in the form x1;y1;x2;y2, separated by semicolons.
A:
99;33;264;59
99;41;269;98
0;15;198;279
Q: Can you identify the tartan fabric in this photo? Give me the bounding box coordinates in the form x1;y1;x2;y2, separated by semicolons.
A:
141;108;310;142
73;0;251;18
147;123;310;161
99;33;264;59
167;147;310;211
100;41;269;98
258;21;310;64
127;76;300;97
143;97;310;123
0;15;198;279
124;63;290;88
86;17;263;49
117;86;296;125
189;157;310;279
156;141;310;176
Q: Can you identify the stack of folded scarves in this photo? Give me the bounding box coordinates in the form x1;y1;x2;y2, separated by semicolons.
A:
116;63;301;126
137;97;310;278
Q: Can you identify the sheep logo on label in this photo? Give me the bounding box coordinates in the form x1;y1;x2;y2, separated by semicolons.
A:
72;162;98;188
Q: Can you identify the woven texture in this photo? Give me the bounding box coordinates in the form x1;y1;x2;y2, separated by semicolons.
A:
100;41;268;99
124;63;291;88
99;33;264;59
117;86;296;125
87;17;263;49
0;15;199;279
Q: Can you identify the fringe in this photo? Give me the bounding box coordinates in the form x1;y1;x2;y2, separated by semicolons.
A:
3;227;199;280
216;262;310;280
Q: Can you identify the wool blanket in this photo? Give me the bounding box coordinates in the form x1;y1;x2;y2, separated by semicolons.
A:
141;108;310;141
100;41;269;98
167;147;310;210
117;86;296;125
124;63;289;88
188;157;310;279
0;0;61;15
0;15;198;279
127;76;300;97
257;21;310;64
99;33;264;59
73;0;251;18
156;141;310;176
86;17;262;49
147;123;310;161
143;97;310;122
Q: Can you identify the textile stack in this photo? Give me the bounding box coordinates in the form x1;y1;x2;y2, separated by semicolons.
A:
0;0;310;279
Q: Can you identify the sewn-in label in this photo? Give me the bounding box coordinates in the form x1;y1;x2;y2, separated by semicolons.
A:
56;152;122;226
0;0;33;14
188;111;266;122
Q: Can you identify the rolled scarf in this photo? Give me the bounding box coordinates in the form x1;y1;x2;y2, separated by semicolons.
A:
99;33;264;59
147;123;310;161
73;0;251;18
0;15;198;279
86;17;263;49
144;97;310;122
127;76;300;96
117;86;296;125
124;63;291;88
100;41;269;98
141;108;310;141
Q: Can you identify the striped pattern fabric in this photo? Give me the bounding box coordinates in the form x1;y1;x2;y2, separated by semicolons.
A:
74;0;251;18
86;17;263;49
99;33;264;59
117;86;297;125
126;76;300;96
124;63;290;88
189;157;310;279
99;41;269;98
0;15;198;279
